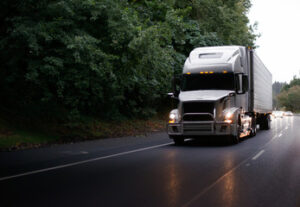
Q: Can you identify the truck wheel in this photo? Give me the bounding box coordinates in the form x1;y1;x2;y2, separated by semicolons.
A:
229;124;240;144
265;116;271;130
173;137;185;145
250;126;257;137
260;115;271;130
250;119;257;137
230;134;240;144
231;115;242;144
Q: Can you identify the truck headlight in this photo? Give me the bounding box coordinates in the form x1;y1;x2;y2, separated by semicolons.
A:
169;113;176;124
225;112;233;119
169;110;179;124
169;113;176;120
224;112;233;124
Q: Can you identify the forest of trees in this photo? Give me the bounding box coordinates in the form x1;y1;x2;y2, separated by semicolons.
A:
0;0;257;121
272;81;286;109
276;76;300;112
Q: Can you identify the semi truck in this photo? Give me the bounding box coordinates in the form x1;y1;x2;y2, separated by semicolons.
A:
167;46;272;145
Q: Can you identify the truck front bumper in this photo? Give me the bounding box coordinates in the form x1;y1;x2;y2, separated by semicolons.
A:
167;121;237;137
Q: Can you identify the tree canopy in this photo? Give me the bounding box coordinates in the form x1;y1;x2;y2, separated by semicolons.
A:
0;0;257;120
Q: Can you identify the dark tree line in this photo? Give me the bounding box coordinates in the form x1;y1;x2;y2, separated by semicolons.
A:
0;0;257;120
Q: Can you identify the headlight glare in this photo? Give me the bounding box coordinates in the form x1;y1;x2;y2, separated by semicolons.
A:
225;112;233;119
169;113;176;120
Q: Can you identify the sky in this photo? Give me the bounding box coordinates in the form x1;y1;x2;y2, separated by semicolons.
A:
248;0;300;83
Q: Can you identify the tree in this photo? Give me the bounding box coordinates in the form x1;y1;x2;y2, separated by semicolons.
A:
272;81;286;109
0;0;257;120
278;86;300;112
276;76;300;112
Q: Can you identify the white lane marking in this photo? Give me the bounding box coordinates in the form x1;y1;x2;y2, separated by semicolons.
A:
285;126;288;130
181;147;269;207
80;151;89;154
61;151;89;155
0;142;172;182
252;150;265;160
278;133;283;137
180;133;281;207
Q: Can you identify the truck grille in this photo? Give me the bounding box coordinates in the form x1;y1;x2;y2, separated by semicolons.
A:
183;114;213;121
183;123;213;132
183;102;214;114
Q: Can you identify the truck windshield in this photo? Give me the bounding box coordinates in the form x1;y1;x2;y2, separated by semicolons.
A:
181;73;235;91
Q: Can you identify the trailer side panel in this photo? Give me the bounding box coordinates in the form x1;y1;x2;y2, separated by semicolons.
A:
253;52;272;113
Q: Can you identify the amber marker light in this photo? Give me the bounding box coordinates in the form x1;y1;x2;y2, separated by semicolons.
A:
205;71;208;74
224;120;232;124
169;120;175;124
200;72;204;74
209;71;214;74
223;70;228;74
187;72;191;75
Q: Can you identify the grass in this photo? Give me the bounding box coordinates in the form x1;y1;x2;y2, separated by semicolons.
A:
0;118;60;150
0;131;59;149
0;113;168;151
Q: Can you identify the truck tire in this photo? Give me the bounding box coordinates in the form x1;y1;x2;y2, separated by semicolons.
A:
250;126;257;137
250;118;257;137
265;118;271;130
260;115;271;130
172;137;185;145
230;133;240;144
229;121;241;144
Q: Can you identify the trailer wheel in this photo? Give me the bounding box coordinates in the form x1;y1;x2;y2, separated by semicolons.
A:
266;117;271;130
260;115;271;130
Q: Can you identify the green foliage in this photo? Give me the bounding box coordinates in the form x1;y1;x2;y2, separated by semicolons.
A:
272;81;286;109
276;76;300;112
281;75;300;92
0;0;257;120
277;85;300;112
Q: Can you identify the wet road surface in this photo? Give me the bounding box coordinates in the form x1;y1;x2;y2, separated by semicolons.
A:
1;116;300;207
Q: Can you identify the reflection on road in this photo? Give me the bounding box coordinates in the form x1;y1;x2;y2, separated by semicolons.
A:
163;116;296;207
165;150;181;207
273;115;294;135
220;155;236;207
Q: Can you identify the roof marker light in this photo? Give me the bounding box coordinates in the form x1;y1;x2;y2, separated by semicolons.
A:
200;72;204;74
187;72;191;75
223;70;228;74
209;71;214;74
205;71;208;74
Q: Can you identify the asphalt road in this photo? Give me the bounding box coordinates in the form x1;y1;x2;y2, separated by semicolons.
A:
1;116;300;207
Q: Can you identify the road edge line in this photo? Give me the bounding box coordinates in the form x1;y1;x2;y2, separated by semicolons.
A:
0;142;172;182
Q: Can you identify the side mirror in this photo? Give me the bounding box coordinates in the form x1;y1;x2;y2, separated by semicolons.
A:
172;76;181;97
167;92;178;100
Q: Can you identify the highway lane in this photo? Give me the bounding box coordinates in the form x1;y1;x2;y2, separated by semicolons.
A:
1;116;299;207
